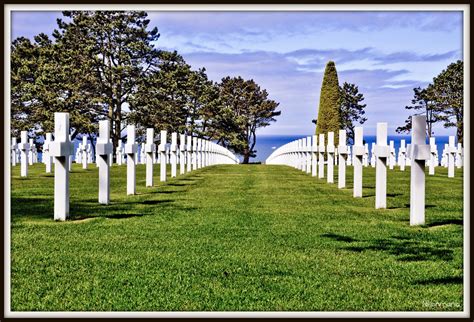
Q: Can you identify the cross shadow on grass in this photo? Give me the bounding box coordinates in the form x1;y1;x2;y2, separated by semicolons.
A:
425;218;463;228
321;232;358;243
343;237;454;261
415;276;463;285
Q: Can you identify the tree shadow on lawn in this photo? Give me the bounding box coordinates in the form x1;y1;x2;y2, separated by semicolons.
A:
343;237;454;262
11;197;53;220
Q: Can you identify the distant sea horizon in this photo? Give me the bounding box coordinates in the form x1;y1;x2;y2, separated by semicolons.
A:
36;134;456;164
252;134;456;163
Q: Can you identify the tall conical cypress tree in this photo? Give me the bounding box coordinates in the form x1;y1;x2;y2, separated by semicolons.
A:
315;61;341;146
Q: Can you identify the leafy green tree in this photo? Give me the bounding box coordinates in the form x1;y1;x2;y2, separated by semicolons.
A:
53;10;160;154
128;50;189;135
338;82;367;144
11;34;98;141
315;61;341;146
396;85;446;137
397;60;462;142
213;76;280;163
432;60;463;143
128;50;219;139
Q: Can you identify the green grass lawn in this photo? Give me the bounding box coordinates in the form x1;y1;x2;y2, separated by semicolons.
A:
10;162;463;311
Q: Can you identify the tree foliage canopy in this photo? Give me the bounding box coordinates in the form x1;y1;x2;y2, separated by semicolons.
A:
397;60;463;143
338;82;367;145
10;11;280;161
315;61;341;146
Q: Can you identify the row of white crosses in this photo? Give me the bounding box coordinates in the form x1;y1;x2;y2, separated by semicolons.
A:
266;116;460;226
33;113;238;220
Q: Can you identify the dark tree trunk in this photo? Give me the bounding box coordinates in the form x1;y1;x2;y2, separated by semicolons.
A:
242;147;250;164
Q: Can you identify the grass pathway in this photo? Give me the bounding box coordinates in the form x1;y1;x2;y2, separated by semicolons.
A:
10;163;463;311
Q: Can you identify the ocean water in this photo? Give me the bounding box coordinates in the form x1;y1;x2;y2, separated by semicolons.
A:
252;134;454;163
35;135;454;163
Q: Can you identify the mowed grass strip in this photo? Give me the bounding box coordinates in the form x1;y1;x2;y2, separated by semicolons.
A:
10;163;463;311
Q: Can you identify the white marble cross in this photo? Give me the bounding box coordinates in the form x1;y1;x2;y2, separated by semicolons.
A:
11;137;18;166
81;136;88;169
116;139;123;165
192;137;198;171
125;125;138;195
363;143;369;167
370;142;376;168
347;146;352;166
180;134;186;174
429;137;437;175
159;130;167;182
374;123;389;209
187;135;192;172
171;132;178;177
28;138;34;165
399;139;406;171
49;113;74;220
318;134;325;179
19;131;30;177
298;138;304;171
389;140;395;170
140;143;146;165
145;128;156;187
456;143;463;168
327;132;335;183
305;136;312;173
408;115;430;226
338;130;348;189
44;133;52;173
353;127;364;198
311;135;318;177
97;120;113;204
448;136;456;177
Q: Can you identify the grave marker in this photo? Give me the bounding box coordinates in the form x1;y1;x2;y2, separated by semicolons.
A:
374;123;389;209
311;135;318;177
159;130;167;182
408;115;430;225
49;113;74;220
353;127;364;198
11;137;18;166
192;137;198;170
82;136;88;169
187;135;192;172
456;143;463;168
448;136;456;177
44;133;52;173
338;130;348;189
306;136;312;173
370;142;376;167
389;140;395;170
28;138;34;165
180;134;186;174
19;131;30;177
145;128;156;187
125;125;138;195
318;134;325;179
97;120;113;204
429;137;436;175
171;132;178;177
363;143;369;167
399;140;406;171
327;132;335;183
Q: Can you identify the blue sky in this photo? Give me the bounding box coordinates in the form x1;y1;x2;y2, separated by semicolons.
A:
11;10;463;136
